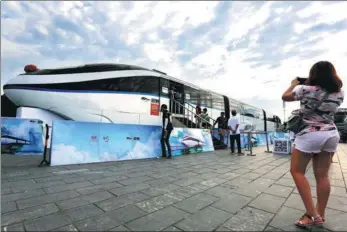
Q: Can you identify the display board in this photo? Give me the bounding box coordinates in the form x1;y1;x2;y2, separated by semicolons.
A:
273;138;291;154
50;120;214;166
1;117;45;155
170;128;214;156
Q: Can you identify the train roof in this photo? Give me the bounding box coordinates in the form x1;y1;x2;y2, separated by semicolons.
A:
20;63;149;75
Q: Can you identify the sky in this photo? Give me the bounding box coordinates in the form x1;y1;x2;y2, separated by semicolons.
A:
1;1;347;121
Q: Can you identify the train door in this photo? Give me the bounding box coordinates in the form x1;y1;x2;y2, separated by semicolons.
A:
159;78;185;115
168;80;185;115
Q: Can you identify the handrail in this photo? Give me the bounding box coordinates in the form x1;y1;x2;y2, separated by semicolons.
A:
171;99;210;124
170;99;214;129
183;100;217;125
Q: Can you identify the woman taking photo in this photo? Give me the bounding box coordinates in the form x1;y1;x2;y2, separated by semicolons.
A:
282;61;344;227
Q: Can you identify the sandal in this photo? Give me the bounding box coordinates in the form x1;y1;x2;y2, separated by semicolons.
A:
295;213;324;227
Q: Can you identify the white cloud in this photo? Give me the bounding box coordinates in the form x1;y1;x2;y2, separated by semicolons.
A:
224;2;273;42
50;144;100;166
143;42;174;63
122;129;162;160
1;38;40;57
297;2;346;24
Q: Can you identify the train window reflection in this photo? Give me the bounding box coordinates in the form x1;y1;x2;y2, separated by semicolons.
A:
242;106;263;119
7;76;159;95
229;99;241;113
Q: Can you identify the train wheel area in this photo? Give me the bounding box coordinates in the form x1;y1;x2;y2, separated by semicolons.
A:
2;145;347;231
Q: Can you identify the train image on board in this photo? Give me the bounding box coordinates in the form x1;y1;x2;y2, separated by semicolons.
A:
3;63;282;135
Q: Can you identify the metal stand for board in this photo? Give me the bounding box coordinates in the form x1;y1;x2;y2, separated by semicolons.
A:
247;131;256;156
38;124;50;167
264;131;272;153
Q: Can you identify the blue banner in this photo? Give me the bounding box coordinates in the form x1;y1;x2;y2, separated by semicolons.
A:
50;121;215;166
170;128;214;156
1;117;44;155
212;129;290;149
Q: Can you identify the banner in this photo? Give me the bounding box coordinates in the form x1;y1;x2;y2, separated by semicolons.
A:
50;121;162;166
1;117;44;155
170;128;214;156
211;129;291;149
50;121;215;166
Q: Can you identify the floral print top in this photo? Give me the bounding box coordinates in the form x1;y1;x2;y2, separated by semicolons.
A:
292;85;344;136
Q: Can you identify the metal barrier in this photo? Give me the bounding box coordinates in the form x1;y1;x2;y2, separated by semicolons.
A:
264;131;273;153
239;131;272;156
210;130;274;155
240;131;255;156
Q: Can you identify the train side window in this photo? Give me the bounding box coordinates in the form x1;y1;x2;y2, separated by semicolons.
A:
256;109;264;120
229;99;241;114
211;93;224;111
139;76;159;95
160;78;169;97
242;106;263;119
184;86;200;104
243;107;255;118
111;76;159;95
200;91;212;109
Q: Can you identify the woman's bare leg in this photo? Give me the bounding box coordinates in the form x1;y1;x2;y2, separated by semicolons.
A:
291;148;318;222
331;152;335;163
313;151;332;219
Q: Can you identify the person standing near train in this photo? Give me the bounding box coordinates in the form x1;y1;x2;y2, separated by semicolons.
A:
213;112;227;142
228;110;242;155
195;105;202;128
160;104;173;158
200;108;210;128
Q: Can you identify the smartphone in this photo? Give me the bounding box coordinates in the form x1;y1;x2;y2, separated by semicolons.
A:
296;77;307;85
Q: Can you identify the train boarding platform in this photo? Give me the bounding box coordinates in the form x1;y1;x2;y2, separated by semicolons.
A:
1;145;347;231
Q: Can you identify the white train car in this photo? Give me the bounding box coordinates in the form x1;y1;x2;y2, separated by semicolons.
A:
3;63;281;133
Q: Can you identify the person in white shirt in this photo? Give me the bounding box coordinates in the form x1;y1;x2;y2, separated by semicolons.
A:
228;110;242;154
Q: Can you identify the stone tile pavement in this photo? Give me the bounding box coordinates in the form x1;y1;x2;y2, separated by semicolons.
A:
1;145;347;231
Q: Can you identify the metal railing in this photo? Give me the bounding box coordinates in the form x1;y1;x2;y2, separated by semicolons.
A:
170;99;215;130
184;100;217;127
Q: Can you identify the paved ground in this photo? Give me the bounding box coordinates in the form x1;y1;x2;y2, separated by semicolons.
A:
1;145;347;231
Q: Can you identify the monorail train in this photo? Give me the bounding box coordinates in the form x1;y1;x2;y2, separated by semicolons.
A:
3;63;281;132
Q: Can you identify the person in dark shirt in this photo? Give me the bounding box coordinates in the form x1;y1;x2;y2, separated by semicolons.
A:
213;112;227;142
160;104;173;158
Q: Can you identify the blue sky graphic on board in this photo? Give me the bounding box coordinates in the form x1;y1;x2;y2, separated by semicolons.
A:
51;120;162;166
1;117;44;154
